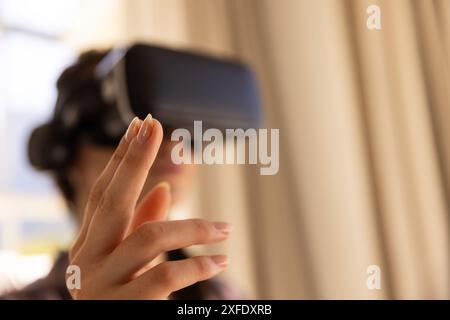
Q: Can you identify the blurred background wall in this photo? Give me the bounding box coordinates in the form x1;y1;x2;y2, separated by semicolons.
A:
0;0;448;299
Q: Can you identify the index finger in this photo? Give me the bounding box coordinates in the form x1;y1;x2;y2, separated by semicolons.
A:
71;117;142;260
85;114;164;256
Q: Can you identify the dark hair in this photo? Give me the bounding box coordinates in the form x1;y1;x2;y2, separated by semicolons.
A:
53;49;109;209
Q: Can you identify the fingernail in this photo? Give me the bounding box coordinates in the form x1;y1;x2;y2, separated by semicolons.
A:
210;255;228;268
157;181;171;191
137;114;153;144
125;117;141;143
213;222;233;235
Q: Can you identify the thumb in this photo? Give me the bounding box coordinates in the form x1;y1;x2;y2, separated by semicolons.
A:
129;181;171;232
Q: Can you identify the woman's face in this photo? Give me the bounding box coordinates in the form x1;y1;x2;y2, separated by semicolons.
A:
68;138;196;223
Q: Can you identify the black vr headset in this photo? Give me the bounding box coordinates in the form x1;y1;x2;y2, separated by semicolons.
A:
28;43;262;171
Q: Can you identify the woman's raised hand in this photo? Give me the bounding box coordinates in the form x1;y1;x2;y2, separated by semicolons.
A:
68;115;231;299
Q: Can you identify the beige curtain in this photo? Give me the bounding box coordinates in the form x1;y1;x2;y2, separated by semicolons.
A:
72;0;450;299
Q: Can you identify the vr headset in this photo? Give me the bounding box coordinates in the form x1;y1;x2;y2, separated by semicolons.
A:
29;43;262;170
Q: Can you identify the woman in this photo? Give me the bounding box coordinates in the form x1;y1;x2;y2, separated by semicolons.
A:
2;50;235;300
